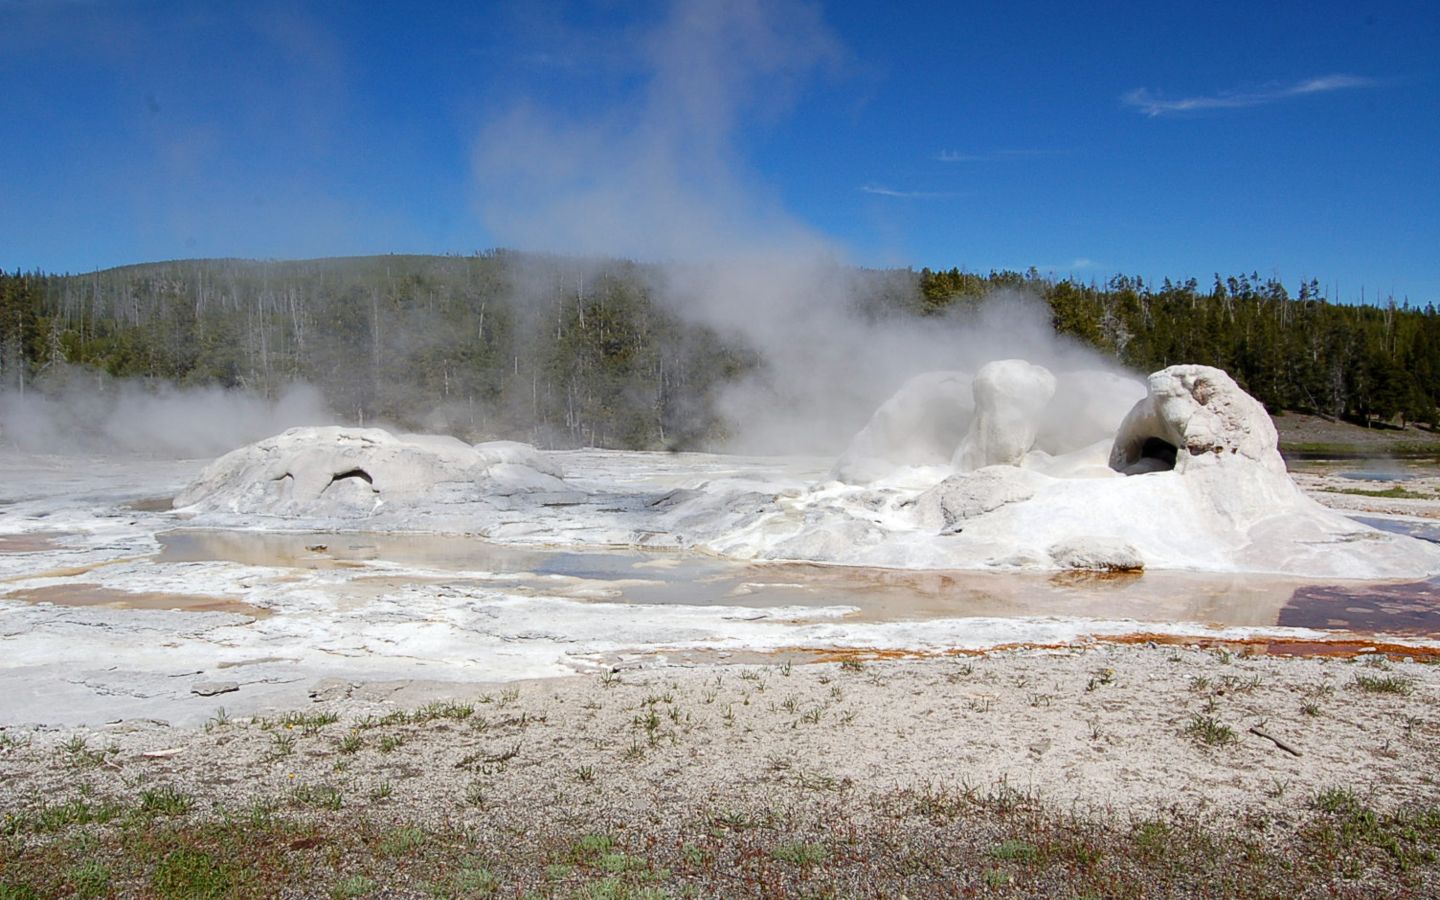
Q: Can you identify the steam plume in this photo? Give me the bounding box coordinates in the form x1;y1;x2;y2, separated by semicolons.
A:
474;0;1134;454
0;372;332;458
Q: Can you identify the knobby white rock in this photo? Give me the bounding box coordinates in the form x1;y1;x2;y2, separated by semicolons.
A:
174;427;572;518
953;359;1058;471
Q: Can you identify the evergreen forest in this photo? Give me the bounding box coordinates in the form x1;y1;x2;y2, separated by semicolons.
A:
1;253;1437;450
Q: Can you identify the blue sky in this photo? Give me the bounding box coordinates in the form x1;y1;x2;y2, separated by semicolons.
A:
2;1;1437;304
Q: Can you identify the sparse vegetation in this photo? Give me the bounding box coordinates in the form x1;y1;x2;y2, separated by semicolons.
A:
0;653;1436;897
1355;673;1413;695
137;786;193;817
1185;714;1238;747
770;842;828;865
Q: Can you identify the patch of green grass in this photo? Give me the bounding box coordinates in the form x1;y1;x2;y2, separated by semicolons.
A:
2;797;125;836
268;731;296;759
378;826;427;857
571;832;615;861
330;874;375;898
1354;673;1412;695
413;701;475;723
598;851;651;874
544;863;574;881
432;858;498;896
203;707;230;732
0;732;28;751
150;847;237;899
271;710;340;734
290;784;344;811
139;785;194;817
367;782;393;803
1323;485;1431;499
1312;787;1366;816
4;767;1440;898
989;839;1039;862
573;878;667;900
770;842;828;865
59;736;116;770
1184;714;1237;747
65;861;111;899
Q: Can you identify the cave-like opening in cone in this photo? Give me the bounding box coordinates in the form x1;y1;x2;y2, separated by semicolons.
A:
1138;436;1177;471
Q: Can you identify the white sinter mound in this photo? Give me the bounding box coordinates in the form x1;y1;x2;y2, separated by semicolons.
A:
174;427;573;518
176;365;1440;579
832;371;972;484
681;362;1440;578
952;359;1058;471
834;364;1144;484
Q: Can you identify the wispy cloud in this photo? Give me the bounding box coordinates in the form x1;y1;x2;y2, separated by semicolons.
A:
859;184;960;199
1123;74;1378;117
934;148;1063;163
1035;257;1100;273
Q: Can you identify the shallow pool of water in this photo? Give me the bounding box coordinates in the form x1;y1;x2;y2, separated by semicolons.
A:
4;582;271;618
1340;471;1416;483
153;529;1440;636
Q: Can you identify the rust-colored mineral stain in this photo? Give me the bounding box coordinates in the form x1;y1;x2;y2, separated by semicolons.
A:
759;632;1440;665
1061;632;1440;661
4;583;270;619
1261;639;1440;661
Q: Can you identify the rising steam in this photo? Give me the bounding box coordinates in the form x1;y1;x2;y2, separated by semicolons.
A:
474;0;1135;455
0;372;332;458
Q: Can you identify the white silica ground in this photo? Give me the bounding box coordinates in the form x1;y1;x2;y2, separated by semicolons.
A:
1;446;1438;729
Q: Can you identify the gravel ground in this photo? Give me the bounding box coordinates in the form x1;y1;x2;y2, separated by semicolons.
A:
5;643;1437;829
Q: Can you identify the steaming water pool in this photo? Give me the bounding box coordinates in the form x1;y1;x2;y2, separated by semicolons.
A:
2;448;1439;727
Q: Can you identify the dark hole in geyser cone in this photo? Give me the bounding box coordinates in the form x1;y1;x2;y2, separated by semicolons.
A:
1139;436;1178;471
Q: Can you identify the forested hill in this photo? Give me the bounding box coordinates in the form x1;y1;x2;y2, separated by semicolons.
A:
1;253;1437;450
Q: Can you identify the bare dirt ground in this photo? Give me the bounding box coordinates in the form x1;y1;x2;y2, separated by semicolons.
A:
4;643;1439;897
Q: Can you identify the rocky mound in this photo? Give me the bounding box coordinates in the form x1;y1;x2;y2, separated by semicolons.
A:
1109;365;1285;477
834;364;1144;484
952;359;1057;471
174;427;572;518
